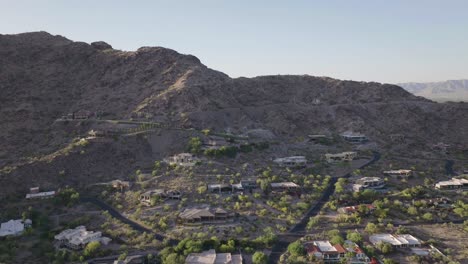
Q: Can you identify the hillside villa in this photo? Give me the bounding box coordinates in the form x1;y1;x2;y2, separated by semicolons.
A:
435;177;468;190
185;249;242;264
178;207;231;223
383;169;412;178
165;153;199;166
54;226;111;250
325;152;357;163
369;234;422;248
352;177;385;192
341;132;368;144
273;156;307;167
0;219;32;237
26;187;55;199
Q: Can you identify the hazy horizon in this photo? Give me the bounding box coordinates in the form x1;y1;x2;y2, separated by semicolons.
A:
1;0;468;84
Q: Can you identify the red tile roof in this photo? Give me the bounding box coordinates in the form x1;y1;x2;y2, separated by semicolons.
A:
333;244;347;254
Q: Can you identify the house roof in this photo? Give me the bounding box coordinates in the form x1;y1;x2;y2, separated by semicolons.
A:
333;244;347;254
271;182;299;188
179;208;215;220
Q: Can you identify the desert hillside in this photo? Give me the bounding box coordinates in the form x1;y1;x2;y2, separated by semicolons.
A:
0;32;467;196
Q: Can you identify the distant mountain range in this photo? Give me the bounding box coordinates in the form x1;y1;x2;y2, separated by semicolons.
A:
398;79;468;102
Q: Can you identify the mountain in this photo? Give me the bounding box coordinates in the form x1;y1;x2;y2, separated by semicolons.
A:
0;31;467;197
399;79;468;102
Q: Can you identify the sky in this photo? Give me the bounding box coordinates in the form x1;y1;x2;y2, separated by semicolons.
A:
1;0;467;83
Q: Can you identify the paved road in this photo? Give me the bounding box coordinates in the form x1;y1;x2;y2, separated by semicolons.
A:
268;151;381;264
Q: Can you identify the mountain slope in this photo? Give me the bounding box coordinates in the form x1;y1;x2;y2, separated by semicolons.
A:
399;79;468;102
0;32;467;196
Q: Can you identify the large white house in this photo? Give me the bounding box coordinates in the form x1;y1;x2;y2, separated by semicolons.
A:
369;234;421;248
0;219;32;237
54;226;111;250
185;249;242;264
435;177;468;190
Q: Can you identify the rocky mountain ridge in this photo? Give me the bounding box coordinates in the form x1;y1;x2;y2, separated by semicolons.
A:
399;79;468;102
0;31;467;197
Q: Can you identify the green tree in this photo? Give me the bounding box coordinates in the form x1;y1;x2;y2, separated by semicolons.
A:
287;241;306;256
365;222;379;234
252;251;268;264
188;137;202;154
83;241;101;258
346;232;363;243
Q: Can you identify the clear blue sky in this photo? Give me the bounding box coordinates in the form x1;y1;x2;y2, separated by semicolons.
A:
1;0;467;83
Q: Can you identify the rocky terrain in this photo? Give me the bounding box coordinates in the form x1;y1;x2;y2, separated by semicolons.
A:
399;79;468;102
1;31;467;197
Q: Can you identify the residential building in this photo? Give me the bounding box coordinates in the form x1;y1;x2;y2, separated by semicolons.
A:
0;219;32;237
185;249;242;264
207;184;232;194
308;134;332;143
54;226;111;250
178;207;231;223
325;152;357;163
383;169;412;178
240;180;257;189
271;182;300;193
111;180;131;190
139;189;166;205
305;240;346;263
337;204;375;215
273;156;307;167
165;153;199;166
435;177;468;190
369;234;422;248
353;177;385;192
341;132;368;144
25;187;55;199
343;240;372;264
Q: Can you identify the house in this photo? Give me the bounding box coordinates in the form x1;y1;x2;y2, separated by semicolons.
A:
0;219;32;237
273;156;307;167
325;152;357;163
337;204;375;215
54;226;111;250
203;136;231;149
435;177;468;190
305;241;346;263
208;184;232;194
240;180;257;189
165;153;199;166
271;182;300;193
343;240;372;264
26;187;55;199
185;249;242;264
369;234;421;248
383;169;412;178
139;189;166;205
353;177;385;192
178;207;232;223
165;190;182;200
341;132;368;144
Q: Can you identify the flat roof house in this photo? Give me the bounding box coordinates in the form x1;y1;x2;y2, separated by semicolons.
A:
341;132;368;144
54;226;111;250
353;177;385;192
273;156;307;167
325;152;357;163
185;249;242;264
165;153;199;167
139;189;165;205
369;234;421;248
435;177;468;190
383;169;412;177
0;219;32;237
26;187;55;199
